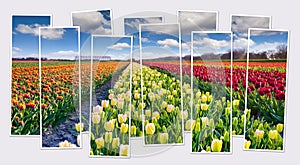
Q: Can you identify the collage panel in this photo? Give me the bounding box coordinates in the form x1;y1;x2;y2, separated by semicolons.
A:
11;15;52;136
39;27;81;149
124;16;163;138
244;28;289;151
140;23;184;145
177;10;218;132
230;15;271;136
191;31;232;153
72;9;113;132
89;35;132;157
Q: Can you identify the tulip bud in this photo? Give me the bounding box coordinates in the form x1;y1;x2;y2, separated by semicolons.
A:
185;119;195;131
104;132;113;143
111;98;117;106
268;130;278;140
118;114;127;124
232;117;238;126
145;109;151;117
254;129;264;139
95;137;104;149
92;113;100;124
180;110;188;120
276;123;284;133
104;120;115;132
244;140;251;149
112;138;120;149
258;123;264;130
162;101;168;109
233;100;239;107
201;95;207;103
159;133;169;144
201;117;209;127
166;104;175;113
153;111;160;120
194;121;201;133
195;91;201;98
208;95;213;103
75;123;84;132
206;146;211;152
101;100;109;108
201;104;209;111
211;139;223;152
224;131;230;142
225;107;231;116
134;93;140;100
145;123;155;135
162;125;167;133
172;90;177;96
119;144;129;156
130;125;137;136
120;123;129;134
93;105;103;113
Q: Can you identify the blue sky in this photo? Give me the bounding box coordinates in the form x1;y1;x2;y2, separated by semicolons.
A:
72;10;112;57
40;27;79;60
12;15;51;58
249;30;288;54
231;15;270;51
124;17;163;61
178;11;217;56
140;24;180;60
93;36;132;60
192;33;231;56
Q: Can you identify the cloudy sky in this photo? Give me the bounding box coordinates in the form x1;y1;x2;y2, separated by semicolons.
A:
140;24;180;60
93;36;132;60
72;10;112;57
12;15;51;58
124;17;163;60
178;11;217;55
231;15;270;51
192;32;231;56
40;27;79;60
249;29;288;54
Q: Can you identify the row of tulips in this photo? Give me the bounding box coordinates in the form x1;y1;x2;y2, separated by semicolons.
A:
90;63;131;156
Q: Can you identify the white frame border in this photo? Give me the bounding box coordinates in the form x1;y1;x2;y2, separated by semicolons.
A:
39;26;82;150
10;14;53;137
243;28;290;153
139;23;184;147
89;35;133;158
190;31;233;155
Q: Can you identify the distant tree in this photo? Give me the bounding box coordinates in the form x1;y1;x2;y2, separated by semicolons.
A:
233;48;246;59
274;44;287;59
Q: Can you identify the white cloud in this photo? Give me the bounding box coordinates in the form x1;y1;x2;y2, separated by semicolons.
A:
141;37;150;43
181;42;190;50
141;24;179;36
72;11;112;34
251;42;285;53
124;17;162;31
194;37;230;50
40;28;65;40
231;15;270;37
12;47;22;52
107;43;131;50
178;11;217;34
250;30;285;36
15;23;44;36
233;37;255;50
43;50;78;60
157;39;179;48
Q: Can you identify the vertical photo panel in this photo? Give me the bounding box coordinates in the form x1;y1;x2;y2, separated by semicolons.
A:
124;16;163;138
191;32;232;153
177;10;218;132
244;29;289;151
89;35;132;157
140;23;184;145
11;15;52;136
230;15;271;136
40;27;81;149
72;9;113;132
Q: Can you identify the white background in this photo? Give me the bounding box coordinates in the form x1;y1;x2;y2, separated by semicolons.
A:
1;0;298;164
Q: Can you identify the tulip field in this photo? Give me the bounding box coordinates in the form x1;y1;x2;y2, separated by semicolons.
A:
90;62;131;156
244;60;286;150
141;62;184;145
11;61;40;135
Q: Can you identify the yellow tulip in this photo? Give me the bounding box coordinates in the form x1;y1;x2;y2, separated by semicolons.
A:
118;114;127;124
244;140;251;149
95;137;104;149
185;119;195;131
120;123;129;134
268;130;278;140
211;139;223;152
276;123;284;133
75;123;84;132
104;132;113;143
159;133;169;144
112;138;120;149
104;120;115;132
145;123;155;135
119;144;129;156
